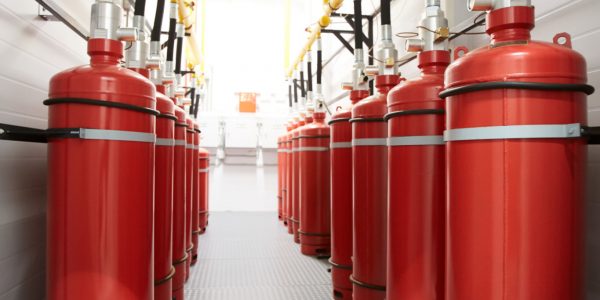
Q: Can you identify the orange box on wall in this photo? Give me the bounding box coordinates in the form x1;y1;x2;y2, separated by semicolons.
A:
237;92;258;113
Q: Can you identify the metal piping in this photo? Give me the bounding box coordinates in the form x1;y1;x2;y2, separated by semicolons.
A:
286;0;344;77
177;0;203;68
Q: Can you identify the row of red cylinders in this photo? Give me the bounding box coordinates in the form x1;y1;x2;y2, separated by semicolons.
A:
46;38;210;300
277;6;588;300
278;111;332;256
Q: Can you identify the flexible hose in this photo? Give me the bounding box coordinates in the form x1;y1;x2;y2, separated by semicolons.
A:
166;18;176;62
151;0;165;41
288;83;293;108
381;0;391;25
317;48;322;85
134;0;146;16
189;87;196;114
293;78;299;104
307;59;313;93
194;94;201;117
300;70;306;98
175;35;183;74
354;0;362;50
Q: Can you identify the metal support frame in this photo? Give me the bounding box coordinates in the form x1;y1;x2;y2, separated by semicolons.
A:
583;126;600;145
320;12;375;92
0;123;80;144
35;0;89;40
36;0;153;41
320;14;374;60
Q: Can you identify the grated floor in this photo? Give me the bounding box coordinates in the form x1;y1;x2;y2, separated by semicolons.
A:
185;212;332;300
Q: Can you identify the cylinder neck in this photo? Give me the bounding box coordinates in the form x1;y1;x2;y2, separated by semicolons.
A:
350;90;370;104
312;111;326;123
487;6;534;44
130;68;150;78
88;39;122;65
375;75;401;94
305;115;314;124
156;84;167;94
418;50;450;75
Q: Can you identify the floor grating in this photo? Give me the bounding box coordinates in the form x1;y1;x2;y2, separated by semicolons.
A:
185;212;332;300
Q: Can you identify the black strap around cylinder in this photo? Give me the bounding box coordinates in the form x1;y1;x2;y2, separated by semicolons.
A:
43;98;160;116
383;109;445;121
439;81;595;98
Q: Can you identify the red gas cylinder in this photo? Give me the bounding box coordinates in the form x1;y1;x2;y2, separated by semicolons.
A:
329;89;369;299
280;128;288;226
443;5;593;300
191;122;201;265
184;117;195;280
154;85;176;300
351;75;401;300
386;50;450;300
277;134;285;221
46;37;156;300
287;117;300;235
198;148;210;233
298;111;331;256
292;114;311;243
172;105;187;300
283;121;294;228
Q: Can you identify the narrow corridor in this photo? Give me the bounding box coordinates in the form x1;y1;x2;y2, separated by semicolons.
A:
185;212;331;299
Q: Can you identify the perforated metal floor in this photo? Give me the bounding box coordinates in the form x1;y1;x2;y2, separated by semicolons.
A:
185;212;332;300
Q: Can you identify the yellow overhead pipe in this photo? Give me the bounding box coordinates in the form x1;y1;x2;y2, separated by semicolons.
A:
286;0;344;77
176;0;203;72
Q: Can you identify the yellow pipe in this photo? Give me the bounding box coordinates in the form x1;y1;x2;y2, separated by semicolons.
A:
286;0;343;77
177;0;203;70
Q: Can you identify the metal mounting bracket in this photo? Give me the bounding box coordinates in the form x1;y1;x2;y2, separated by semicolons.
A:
582;126;600;145
35;0;89;40
0;123;80;144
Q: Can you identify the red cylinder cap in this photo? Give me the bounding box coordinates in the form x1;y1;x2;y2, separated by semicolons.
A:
375;75;402;90
313;111;326;121
88;39;123;60
486;6;535;43
350;90;370;104
418;50;451;70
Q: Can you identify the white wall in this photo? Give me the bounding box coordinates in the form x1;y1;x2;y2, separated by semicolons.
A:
0;0;87;298
319;0;600;298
